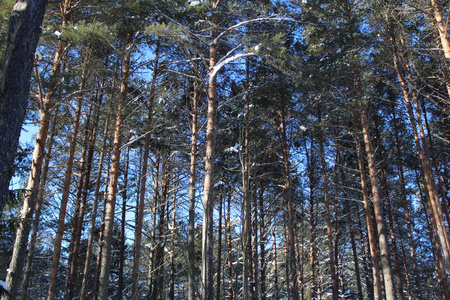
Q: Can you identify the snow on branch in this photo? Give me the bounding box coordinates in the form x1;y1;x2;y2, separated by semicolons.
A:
213;16;288;44
209;51;256;81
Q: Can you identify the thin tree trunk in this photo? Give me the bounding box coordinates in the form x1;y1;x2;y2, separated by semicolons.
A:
132;39;160;299
64;51;93;300
251;184;259;300
272;227;279;299
336;144;363;300
216;189;223;300
93;151;112;299
147;153;161;298
226;187;234;300
118;146;130;300
169;192;177;300
97;34;134;300
20;114;57;300
47;68;86;300
306;138;316;300
188;62;200;300
79;92;111;300
148;154;170;300
421;102;449;226
259;186;267;300
359;102;396;300
392;107;420;298
242;89;251;300
279;107;299;300
355;133;382;300
318;112;338;300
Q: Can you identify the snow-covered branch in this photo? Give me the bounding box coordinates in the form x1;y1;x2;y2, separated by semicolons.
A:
209;52;256;81
213;16;287;44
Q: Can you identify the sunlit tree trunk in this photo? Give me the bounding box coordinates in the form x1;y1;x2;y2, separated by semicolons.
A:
97;34;134;300
64;51;93;300
47;63;87;300
359;102;396;300
20;114;57;300
355;132;382;300
390;19;450;272
79;92;111;300
201;20;219;300
3;35;66;300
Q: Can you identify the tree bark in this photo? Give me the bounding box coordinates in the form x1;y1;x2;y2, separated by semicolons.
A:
201;23;218;300
3;36;66;300
79;90;110;300
132;39;160;299
318;113;338;300
0;0;48;216
97;34;134;300
47;63;86;300
279;107;299;300
359;102;396;300
20;114;57;300
188;62;200;300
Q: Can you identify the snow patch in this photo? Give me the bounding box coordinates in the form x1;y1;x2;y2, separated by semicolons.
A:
225;143;240;154
188;0;205;6
0;280;6;290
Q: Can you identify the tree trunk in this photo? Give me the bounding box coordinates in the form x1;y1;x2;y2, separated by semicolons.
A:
79;92;111;300
336;145;363;300
132;39;160;299
390;22;450;271
242;90;251;300
97;34;134;300
188;62;200;300
201;24;218;300
216;189;223;300
259;187;267;300
318;113;338;300
392;107;420;298
0;0;48;216
148;154;170;300
47;69;86;300
20;114;57;300
279;107;299;300
3;38;65;298
355;132;382;300
359;103;396;300
118;146;130;300
306;138;316;300
64;51;93;300
226;187;234;300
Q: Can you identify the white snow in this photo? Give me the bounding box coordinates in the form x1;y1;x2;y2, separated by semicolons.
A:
54;30;63;38
224;143;240;153
189;0;205;6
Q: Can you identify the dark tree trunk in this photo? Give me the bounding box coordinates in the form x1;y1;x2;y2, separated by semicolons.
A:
0;0;48;216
